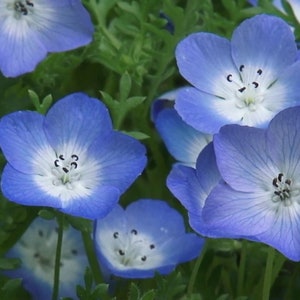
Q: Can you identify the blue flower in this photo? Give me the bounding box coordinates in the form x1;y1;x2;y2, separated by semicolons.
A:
202;106;300;261
152;88;211;167
5;217;87;300
0;93;147;219
175;14;300;133
167;143;241;238
94;199;204;279
0;1;94;77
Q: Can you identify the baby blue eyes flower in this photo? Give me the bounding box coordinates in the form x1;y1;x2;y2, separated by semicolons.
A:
0;93;147;219
94;199;204;279
175;14;300;133
0;0;94;77
5;217;87;300
202;106;300;261
151;88;211;167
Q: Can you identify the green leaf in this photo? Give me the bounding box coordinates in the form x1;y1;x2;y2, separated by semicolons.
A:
140;289;156;300
128;282;140;300
119;72;132;101
0;258;21;270
121;130;150;140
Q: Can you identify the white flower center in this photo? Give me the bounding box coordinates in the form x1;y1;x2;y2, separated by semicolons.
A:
226;65;267;114
99;228;163;270
19;223;82;285
271;173;300;207
33;145;102;202
7;1;34;19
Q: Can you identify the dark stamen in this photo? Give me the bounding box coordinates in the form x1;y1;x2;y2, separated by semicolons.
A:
141;256;147;261
71;154;79;161
285;179;291;185
131;229;138;235
26;0;34;6
54;160;60;167
278;173;283;182
71;162;78;169
71;249;78;255
226;74;233;82
257;69;262;75
239;65;245;72
119;249;125;256
113;232;119;239
252;82;259;88
38;230;44;237
272;178;278;188
238;87;246;93
150;244;155;249
59;154;65;160
62;167;69;173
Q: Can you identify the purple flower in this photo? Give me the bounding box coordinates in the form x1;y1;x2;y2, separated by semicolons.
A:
94;199;204;279
152;88;211;167
203;106;300;261
5;217;87;300
175;14;300;133
0;0;94;77
0;93;147;219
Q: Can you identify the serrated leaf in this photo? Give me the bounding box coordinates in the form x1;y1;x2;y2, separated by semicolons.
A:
128;282;140;300
91;283;110;298
140;289;156;300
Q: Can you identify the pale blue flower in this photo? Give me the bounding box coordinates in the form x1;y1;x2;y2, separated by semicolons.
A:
94;199;204;279
5;217;87;300
152;88;211;167
203;106;300;261
175;14;300;133
0;93;147;219
0;0;94;77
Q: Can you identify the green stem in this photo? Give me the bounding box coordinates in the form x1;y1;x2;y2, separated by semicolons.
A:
81;229;103;284
187;243;207;296
262;247;275;300
52;213;64;300
237;240;247;296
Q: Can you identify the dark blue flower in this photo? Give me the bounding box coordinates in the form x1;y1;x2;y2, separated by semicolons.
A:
5;217;87;300
202;106;300;261
175;14;300;133
0;0;94;77
0;93;147;219
152;88;211;167
94;199;204;279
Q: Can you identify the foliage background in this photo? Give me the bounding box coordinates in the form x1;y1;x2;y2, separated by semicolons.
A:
0;0;300;299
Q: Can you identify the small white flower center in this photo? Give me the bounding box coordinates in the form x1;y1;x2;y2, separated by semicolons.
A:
7;0;34;19
112;229;156;267
19;224;82;285
271;173;300;207
33;145;101;202
226;65;266;113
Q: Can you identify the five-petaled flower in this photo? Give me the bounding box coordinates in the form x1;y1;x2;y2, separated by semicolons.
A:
94;199;204;279
5;217;87;300
0;0;94;77
0;93;147;219
152;88;211;167
202;106;300;261
175;14;300;133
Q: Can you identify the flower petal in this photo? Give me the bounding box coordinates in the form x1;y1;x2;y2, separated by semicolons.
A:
214;124;277;191
155;108;211;166
60;185;120;219
266;106;300;176
89;131;146;194
44;93;113;151
256;205;300;261
231;14;297;83
175;87;238;134
0;19;46;77
0;111;50;174
125;199;185;243
202;182;274;236
1;164;61;208
176;32;238;96
33;0;94;52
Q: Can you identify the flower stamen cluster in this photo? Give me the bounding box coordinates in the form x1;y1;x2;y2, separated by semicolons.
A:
8;0;34;19
112;228;156;267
